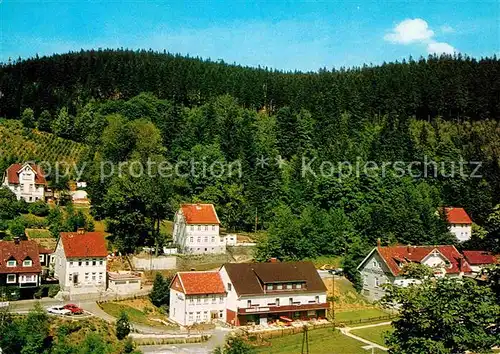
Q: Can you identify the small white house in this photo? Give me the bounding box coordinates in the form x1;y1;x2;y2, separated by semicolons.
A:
463;250;497;274
53;230;108;293
357;244;472;301
2;163;46;202
172;204;225;254
107;272;142;294
169;271;227;326
441;207;472;242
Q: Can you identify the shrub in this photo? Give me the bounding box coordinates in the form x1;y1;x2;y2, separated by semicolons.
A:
116;311;131;340
15;199;29;214
21;214;49;229
8;218;26;238
28;200;49;217
47;284;60;298
0;286;20;301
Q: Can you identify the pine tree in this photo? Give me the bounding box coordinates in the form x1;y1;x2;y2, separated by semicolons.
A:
21;108;35;128
37;110;52;132
116;311;131;340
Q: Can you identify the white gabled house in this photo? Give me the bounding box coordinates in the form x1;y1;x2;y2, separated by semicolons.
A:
169;271;227;326
53;230;108;294
441;207;473;242
2;163;47;202
172;203;225;254
357;243;472;301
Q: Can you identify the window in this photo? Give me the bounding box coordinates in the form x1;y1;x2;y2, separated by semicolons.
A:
275;298;280;306
29;184;34;192
70;261;74;267
289;298;293;305
196;312;201;321
39;255;44;262
363;276;368;286
189;297;194;304
205;225;208;231
212;225;216;231
85;273;89;281
190;237;194;243
78;260;82;266
189;312;194;321
375;277;380;288
219;310;223;318
91;272;96;281
7;260;16;267
267;284;273;291
23;259;32;267
98;272;103;280
85;259;89;266
211;237;215;243
204;311;208;320
7;274;16;283
286;284;293;289
204;296;208;303
227;283;232;291
219;296;224;303
197;225;201;231
22;275;35;282
92;259;96;266
196;297;201;304
212;295;216;304
197;237;201;243
277;284;283;290
99;260;103;266
247;300;251;308
190;225;193;231
296;283;302;289
373;260;377;267
204;236;208;243
315;296;319;304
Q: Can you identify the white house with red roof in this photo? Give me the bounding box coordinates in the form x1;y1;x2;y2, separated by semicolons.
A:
441;207;472;242
172;203;226;254
463;250;498;274
357;244;472;301
2;163;47;202
53;230;108;293
169;271;227;326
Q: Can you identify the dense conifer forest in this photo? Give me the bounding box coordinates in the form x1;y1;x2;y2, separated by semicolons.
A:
1;50;500;283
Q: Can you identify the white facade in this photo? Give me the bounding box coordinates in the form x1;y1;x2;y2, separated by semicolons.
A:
172;209;225;254
169;289;226;326
2;164;45;202
449;223;472;242
53;241;107;292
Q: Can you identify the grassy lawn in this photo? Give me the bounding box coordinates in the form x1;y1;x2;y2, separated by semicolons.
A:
25;228;52;238
254;328;386;354
334;308;391;323
99;300;176;329
306;255;342;269
351;324;394;346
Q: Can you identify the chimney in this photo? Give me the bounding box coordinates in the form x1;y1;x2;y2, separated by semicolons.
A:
458;257;464;272
77;228;85;235
377;238;381;247
269;258;278;263
14;236;20;244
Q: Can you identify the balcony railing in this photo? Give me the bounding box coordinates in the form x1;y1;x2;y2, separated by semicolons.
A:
237;302;329;315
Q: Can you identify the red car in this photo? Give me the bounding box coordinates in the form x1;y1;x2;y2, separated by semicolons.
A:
63;304;84;315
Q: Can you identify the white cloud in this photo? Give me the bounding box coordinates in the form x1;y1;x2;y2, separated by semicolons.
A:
440;25;454;33
427;41;456;54
384;18;434;44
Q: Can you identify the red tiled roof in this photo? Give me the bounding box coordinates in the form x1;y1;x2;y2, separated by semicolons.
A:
463;250;498;265
375;245;472;276
59;232;107;258
173;271;226;295
442;207;472;224
5;163;47;185
0;240;43;274
181;204;220;224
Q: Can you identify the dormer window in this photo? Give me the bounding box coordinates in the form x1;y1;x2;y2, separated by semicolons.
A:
296;283;302;289
276;284;283;290
7;259;17;267
267;284;274;290
286;284;293;290
23;259;32;267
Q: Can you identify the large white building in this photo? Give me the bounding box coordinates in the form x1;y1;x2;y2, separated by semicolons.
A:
169;271;227;326
172;204;225;254
357;244;472;301
2;163;46;202
53;230;108;293
168;261;329;327
442;207;473;242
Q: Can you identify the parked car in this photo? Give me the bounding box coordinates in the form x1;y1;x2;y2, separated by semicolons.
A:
47;306;71;315
64;304;84;315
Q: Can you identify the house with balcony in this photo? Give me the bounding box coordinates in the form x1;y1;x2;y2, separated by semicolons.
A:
357;243;472;301
0;239;47;297
169;271;227;326
2;163;47;202
172;203;225;254
441;207;473;242
53;230;108;295
220;261;328;326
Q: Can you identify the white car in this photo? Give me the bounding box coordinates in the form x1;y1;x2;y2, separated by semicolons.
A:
46;306;71;315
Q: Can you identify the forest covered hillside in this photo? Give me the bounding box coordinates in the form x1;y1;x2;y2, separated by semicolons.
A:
1;50;499;121
1;50;500;282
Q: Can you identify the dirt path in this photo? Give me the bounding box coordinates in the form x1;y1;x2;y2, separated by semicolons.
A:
339;321;391;351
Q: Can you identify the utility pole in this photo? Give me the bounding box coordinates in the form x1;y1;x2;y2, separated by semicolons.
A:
332;271;335;331
254;207;258;233
301;325;309;354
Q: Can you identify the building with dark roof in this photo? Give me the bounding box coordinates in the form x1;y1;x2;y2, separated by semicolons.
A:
357;243;472;301
220;261;328;326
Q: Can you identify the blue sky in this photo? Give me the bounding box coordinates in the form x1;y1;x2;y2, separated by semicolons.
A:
1;0;499;71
